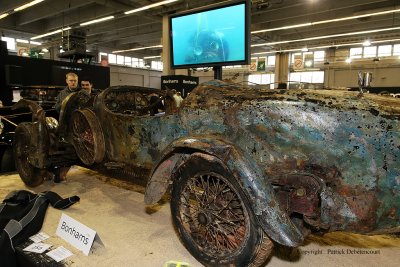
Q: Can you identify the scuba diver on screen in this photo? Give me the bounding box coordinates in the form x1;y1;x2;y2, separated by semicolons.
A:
185;13;229;64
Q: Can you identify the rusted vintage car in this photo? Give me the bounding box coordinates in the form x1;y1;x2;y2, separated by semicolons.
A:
13;80;400;266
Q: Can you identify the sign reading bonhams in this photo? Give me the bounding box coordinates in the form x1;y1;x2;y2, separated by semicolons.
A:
161;75;199;97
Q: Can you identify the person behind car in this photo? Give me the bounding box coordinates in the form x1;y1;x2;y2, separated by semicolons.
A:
54;72;80;113
80;78;93;96
149;93;165;116
81;77;102;97
173;91;184;108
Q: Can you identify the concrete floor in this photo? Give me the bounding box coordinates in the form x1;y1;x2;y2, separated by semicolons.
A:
1;167;399;267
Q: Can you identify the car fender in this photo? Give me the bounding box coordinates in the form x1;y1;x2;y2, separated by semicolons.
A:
12;99;49;168
144;136;304;247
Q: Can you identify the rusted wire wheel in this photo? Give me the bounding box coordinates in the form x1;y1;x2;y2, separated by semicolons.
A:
13;122;49;187
171;155;273;267
70;109;105;165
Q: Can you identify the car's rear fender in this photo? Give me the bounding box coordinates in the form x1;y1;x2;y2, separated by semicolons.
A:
144;136;304;247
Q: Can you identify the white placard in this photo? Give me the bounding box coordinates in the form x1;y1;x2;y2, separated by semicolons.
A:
56;213;96;256
29;232;50;243
46;246;73;262
23;242;52;253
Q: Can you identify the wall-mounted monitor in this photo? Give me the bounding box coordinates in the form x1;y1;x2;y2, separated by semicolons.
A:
169;0;250;69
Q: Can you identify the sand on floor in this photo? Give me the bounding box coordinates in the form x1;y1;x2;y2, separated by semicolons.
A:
1;167;399;267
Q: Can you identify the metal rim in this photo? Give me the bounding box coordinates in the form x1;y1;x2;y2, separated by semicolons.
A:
177;172;250;258
71;109;104;165
13;123;46;187
14;129;32;179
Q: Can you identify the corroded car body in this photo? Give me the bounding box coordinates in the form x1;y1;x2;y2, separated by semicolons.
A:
13;80;400;266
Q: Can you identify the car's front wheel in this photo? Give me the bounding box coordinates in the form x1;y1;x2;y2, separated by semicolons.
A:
171;155;273;267
13;122;50;187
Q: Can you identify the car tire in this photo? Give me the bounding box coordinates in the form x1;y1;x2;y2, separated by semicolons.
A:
170;155;273;267
1;147;16;173
13;122;49;187
70;109;105;165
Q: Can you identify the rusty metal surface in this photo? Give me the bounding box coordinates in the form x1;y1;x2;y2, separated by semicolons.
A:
176;81;399;234
87;82;399;237
14;81;400;246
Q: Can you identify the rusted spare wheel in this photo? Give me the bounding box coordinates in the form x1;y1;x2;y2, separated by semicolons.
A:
70;109;105;165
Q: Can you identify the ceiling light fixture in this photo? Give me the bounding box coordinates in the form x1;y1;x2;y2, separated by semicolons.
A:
251;38;400;56
30;41;41;45
251;27;400;47
16;39;29;43
14;0;44;12
363;40;371;46
80;16;115;26
0;13;9;20
31;27;71;40
251;8;400;34
252;23;312;33
113;45;163;53
143;55;162;59
125;0;179;15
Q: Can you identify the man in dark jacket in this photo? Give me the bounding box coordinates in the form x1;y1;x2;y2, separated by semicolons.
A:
54;72;79;113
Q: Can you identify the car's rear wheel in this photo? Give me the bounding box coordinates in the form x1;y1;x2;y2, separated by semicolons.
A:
70;109;105;165
13;122;49;187
171;155;273;267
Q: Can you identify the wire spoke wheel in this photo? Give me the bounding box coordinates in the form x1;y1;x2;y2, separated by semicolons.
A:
180;173;248;257
171;155;273;267
13;122;49;187
70;109;105;165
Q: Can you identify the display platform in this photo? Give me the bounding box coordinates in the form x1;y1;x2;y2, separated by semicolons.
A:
1;167;399;267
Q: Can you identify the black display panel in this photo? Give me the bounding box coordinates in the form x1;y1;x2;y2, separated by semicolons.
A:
4;55;110;89
169;0;250;69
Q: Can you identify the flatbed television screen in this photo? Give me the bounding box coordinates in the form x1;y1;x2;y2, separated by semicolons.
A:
169;0;250;69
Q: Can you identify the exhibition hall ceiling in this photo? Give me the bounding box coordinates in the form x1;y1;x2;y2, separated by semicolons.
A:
0;0;399;58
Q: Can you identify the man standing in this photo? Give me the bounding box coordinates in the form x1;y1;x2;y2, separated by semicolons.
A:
80;78;93;95
55;72;79;113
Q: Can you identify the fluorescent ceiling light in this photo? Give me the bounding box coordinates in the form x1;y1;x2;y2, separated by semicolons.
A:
0;13;8;20
113;45;163;53
125;0;179;15
144;55;162;59
251;27;400;47
251;8;400;34
30;41;41;45
80;16;114;26
14;0;44;12
252;23;312;33
31;27;71;40
372;38;400;44
251;38;400;56
16;39;29;43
